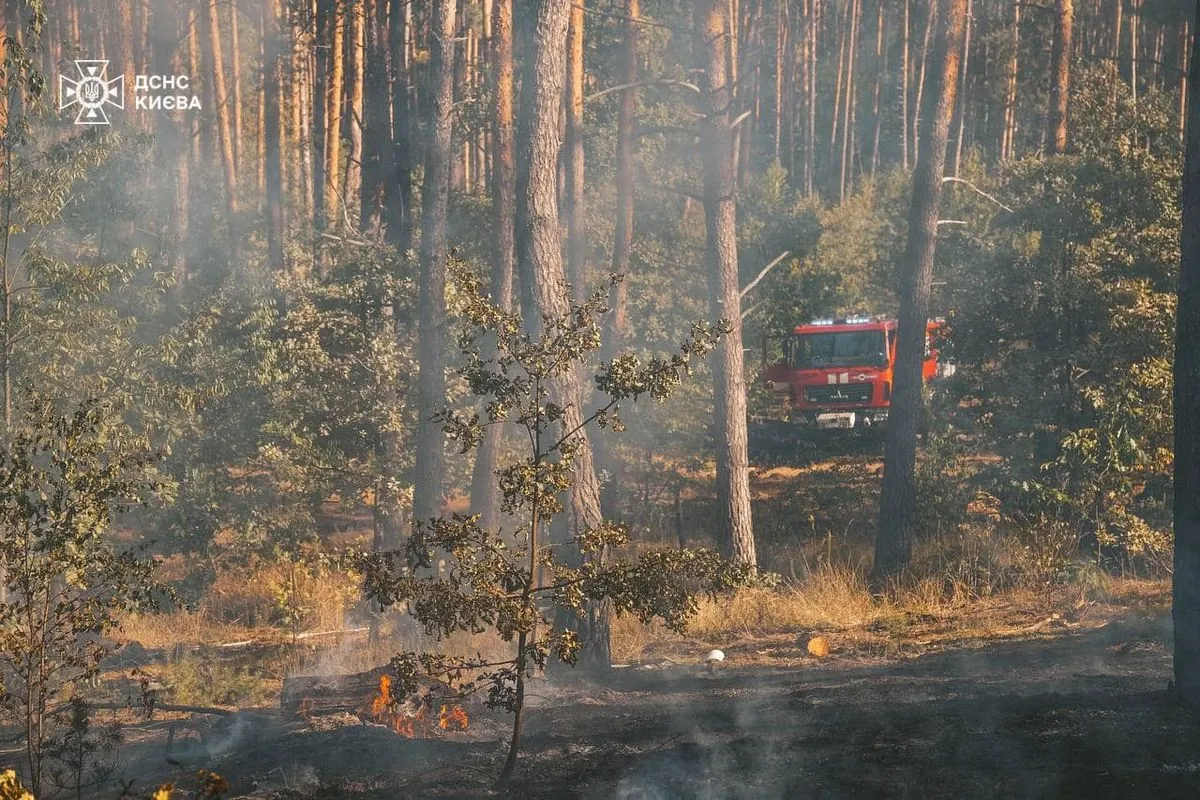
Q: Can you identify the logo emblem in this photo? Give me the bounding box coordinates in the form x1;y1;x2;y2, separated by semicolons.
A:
59;60;124;125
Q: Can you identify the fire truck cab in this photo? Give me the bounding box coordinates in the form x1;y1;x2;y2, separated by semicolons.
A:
760;316;953;431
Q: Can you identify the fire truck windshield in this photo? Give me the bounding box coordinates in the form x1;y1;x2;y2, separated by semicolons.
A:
790;330;888;369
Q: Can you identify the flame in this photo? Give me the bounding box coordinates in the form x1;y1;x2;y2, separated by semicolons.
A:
366;674;466;737
439;704;469;731
370;674;392;718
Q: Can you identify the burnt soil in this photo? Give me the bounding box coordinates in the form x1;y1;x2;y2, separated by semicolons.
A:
112;607;1200;800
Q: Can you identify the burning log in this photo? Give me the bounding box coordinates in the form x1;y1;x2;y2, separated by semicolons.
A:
281;666;469;739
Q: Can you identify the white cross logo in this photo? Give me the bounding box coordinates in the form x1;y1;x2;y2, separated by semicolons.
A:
59;60;124;125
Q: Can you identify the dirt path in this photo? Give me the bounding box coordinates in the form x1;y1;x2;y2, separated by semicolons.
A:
116;607;1198;799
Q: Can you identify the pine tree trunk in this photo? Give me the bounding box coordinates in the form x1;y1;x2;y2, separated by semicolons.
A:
230;5;243;173
1173;1;1200;706
412;0;457;526
264;0;285;271
912;0;938;165
206;0;241;264
344;0;365;220
694;0;757;569
323;0;346;234
901;0;910;168
361;0;389;235
1001;1;1019;160
952;0;971;174
1048;0;1073;154
385;0;414;253
468;0;516;532
870;0;884;176
597;0;639;519
516;0;609;667
839;0;859;201
1183;21;1191;144
565;0;586;300
872;0;967;581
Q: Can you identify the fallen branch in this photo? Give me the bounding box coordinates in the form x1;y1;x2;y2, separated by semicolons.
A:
88;702;233;717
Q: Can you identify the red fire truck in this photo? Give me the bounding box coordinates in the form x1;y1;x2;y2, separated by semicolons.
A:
759;315;953;431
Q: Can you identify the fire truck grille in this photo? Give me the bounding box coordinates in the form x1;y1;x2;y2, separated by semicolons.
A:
805;384;873;404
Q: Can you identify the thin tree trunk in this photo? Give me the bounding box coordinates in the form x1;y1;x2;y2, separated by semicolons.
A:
1183;20;1191;144
1001;0;1019;160
598;0;639;519
952;0;971;174
565;0;586;301
344;0;365;220
385;0;414;253
468;0;515;532
870;0;884;177
264;0;285;271
323;0;346;234
1131;0;1139;106
695;0;757;569
206;0;241;264
230;4;243;173
1048;0;1073;154
412;0;456;526
839;0;859;201
1173;0;1200;706
912;0;938;166
901;0;910;169
872;0;967;580
361;0;388;235
805;0;817;194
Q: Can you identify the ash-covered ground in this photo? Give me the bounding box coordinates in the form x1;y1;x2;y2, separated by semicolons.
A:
112;607;1199;799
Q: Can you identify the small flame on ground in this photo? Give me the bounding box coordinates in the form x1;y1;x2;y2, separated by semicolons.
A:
439;704;469;731
367;674;468;738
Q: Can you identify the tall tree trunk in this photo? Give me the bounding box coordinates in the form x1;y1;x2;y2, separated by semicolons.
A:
206;0;241;265
952;0;971;174
516;0;609;668
870;0;884;177
361;0;388;235
1001;0;1019;160
694;0;757;568
264;0;285;271
385;0;414;253
230;4;243;173
1048;0;1073;154
1173;0;1200;706
323;0;346;234
912;0;938;165
565;0;586;300
901;0;910;169
805;0;817;194
598;0;639;519
468;0;515;532
344;0;365;220
839;0;858;201
872;0;967;581
1182;20;1191;144
412;0;456;526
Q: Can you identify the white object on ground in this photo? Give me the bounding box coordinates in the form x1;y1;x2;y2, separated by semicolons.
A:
705;649;725;663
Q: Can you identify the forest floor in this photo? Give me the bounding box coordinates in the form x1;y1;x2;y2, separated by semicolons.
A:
93;583;1199;800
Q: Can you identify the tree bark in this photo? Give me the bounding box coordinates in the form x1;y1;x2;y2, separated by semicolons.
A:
361;0;388;235
263;0;285;271
322;0;346;235
565;0;587;301
385;0;414;253
516;0;609;667
901;0;910;169
1174;0;1200;706
412;0;456;526
468;0;516;532
206;0;241;265
1001;0;1019;160
872;0;967;581
230;4;244;173
952;0;971;174
344;0;366;220
1048;0;1073;154
694;0;757;568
